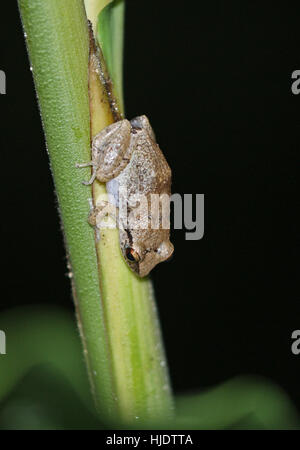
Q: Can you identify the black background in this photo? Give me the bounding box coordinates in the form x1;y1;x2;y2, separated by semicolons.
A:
0;1;299;413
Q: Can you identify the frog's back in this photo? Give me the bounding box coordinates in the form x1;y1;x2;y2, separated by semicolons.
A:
122;129;171;198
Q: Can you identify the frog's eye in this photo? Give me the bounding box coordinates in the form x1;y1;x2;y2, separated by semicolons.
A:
126;248;140;263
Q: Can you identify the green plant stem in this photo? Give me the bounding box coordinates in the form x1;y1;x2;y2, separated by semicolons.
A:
18;0;116;420
19;0;174;425
86;0;174;424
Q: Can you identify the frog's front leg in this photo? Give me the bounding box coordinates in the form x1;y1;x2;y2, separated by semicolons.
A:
76;119;134;185
88;200;118;236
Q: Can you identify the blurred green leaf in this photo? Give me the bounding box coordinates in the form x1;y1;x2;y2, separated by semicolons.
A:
0;306;94;415
0;307;299;429
0;366;99;429
174;376;300;429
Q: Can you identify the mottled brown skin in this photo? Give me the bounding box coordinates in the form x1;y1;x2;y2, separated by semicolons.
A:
80;115;174;277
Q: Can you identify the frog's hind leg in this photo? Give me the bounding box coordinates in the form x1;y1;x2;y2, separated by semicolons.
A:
92;119;134;182
75;161;98;185
76;119;133;185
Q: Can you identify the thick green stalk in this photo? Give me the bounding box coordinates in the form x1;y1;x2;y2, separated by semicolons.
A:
19;0;174;425
18;0;116;420
86;0;174;424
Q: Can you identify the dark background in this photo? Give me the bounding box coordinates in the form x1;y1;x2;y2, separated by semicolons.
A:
1;1;299;412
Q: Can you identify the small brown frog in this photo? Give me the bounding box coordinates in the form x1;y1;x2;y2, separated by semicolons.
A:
77;115;173;277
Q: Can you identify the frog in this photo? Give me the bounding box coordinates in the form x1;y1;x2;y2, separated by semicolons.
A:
77;115;174;277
